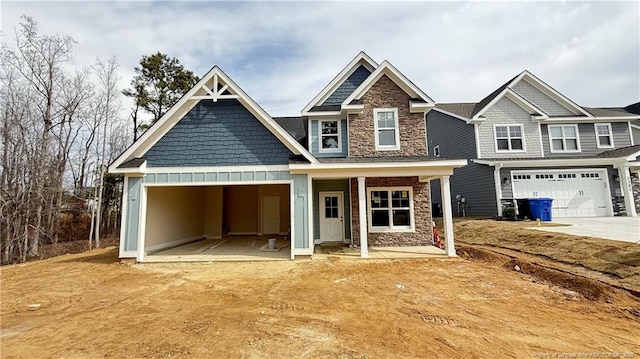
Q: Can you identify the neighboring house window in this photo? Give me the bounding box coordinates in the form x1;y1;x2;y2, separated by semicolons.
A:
548;125;580;152
374;108;400;150
367;187;414;232
433;145;440;157
319;120;341;152
494;125;524;151
594;123;614;148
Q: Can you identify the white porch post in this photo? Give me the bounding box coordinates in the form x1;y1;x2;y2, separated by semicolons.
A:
440;175;456;256
358;177;368;257
617;165;637;217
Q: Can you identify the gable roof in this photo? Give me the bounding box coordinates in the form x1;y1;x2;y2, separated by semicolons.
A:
343;60;435;107
435;70;639;123
471;74;519;117
109;66;317;172
301;51;378;115
470;70;592;120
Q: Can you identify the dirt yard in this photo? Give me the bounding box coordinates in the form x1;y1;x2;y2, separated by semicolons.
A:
452;219;640;293
2;236;639;358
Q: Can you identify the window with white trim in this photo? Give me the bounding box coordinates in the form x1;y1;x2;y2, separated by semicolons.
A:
433;145;440;157
374;108;399;150
319;120;341;152
367;187;414;232
494;125;524;151
548;125;580;152
594;123;614;148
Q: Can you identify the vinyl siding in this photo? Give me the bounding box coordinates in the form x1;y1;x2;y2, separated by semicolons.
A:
292;174;310;251
476;97;544;158
633;126;640;146
309;119;348;157
426;110;497;216
144;99;293;167
540;122;632;157
511;80;575;116
312;179;351;242
124;176;142;253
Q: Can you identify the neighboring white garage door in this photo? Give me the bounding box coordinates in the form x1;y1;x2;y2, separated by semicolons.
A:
511;169;612;217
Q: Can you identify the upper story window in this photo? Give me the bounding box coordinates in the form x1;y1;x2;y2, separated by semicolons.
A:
433;145;440;157
319;120;341;153
367;187;414;232
494;124;524;152
374;108;400;151
594;123;614;148
548;124;580;152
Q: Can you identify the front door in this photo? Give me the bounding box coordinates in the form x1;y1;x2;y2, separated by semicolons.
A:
319;192;343;242
262;196;280;234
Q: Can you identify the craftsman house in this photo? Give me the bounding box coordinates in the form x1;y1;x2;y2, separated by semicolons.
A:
427;71;640;219
109;52;466;262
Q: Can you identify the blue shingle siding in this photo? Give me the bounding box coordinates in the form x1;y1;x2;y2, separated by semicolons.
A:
426;110;497;216
144;99;293;167
321;65;371;106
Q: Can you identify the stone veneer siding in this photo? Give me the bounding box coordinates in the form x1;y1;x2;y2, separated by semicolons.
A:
348;75;427;157
350;177;432;247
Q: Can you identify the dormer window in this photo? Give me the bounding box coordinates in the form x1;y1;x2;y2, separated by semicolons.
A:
374;108;400;151
319;120;341;153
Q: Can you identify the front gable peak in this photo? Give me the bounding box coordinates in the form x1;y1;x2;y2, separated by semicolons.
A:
343;60;435;112
110;66;317;172
302;51;378;115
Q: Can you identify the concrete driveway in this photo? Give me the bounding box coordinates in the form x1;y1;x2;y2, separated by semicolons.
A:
530;217;640;244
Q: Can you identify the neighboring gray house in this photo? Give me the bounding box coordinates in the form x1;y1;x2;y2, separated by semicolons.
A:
427;71;640;218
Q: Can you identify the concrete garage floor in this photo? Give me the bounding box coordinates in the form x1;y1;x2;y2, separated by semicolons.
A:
529;217;640;244
146;236;291;262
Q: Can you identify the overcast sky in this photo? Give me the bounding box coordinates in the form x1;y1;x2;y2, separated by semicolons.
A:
2;1;639;117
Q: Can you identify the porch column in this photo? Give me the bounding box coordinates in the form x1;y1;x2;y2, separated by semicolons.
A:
617;165;637;217
358;177;368;257
440;175;456;256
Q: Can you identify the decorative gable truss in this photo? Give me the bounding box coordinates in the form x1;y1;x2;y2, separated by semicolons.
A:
110;66;318;173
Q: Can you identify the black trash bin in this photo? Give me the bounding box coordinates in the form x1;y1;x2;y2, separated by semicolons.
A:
432;202;442;217
516;199;531;220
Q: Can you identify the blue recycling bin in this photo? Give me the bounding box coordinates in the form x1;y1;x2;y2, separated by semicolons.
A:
528;198;553;222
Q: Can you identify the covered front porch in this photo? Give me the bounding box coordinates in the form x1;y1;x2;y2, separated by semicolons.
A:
292;157;467;258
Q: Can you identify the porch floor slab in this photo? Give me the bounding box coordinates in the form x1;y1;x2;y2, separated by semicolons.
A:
313;244;446;260
145;236;291;262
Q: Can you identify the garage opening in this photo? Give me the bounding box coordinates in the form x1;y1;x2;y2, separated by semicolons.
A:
143;184;291;261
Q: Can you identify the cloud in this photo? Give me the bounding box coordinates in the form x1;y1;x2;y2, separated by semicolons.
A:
2;1;638;118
